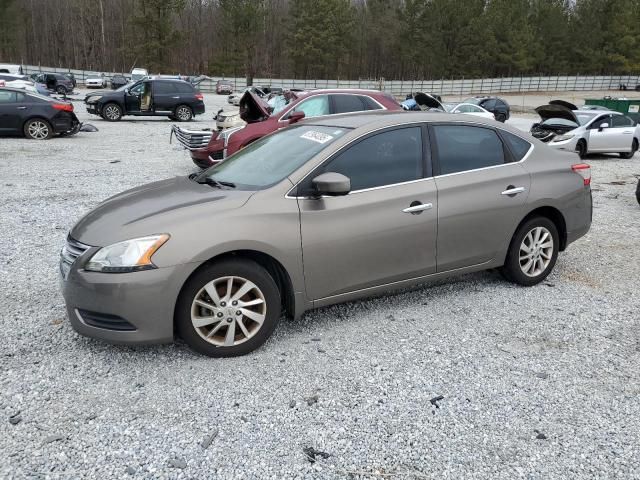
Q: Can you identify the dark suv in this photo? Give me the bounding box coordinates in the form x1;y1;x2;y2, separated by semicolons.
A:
464;96;510;122
84;79;205;121
32;73;75;94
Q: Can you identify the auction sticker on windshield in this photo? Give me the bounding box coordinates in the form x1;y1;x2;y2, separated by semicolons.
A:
300;130;334;144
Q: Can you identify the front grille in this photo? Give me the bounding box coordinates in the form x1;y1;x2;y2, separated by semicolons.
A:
171;125;213;150
60;236;90;279
77;309;136;331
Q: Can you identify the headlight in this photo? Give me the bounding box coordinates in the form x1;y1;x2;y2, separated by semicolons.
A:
87;96;102;104
85;234;169;273
216;126;243;144
552;133;575;142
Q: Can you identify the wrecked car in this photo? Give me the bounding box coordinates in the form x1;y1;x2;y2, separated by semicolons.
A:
228;86;266;106
531;100;639;159
215;109;245;130
173;89;403;168
402;92;443;111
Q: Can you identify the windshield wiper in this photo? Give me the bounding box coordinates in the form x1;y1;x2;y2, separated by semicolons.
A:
197;176;236;189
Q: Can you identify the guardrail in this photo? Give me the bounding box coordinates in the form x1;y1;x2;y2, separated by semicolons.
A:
21;65;640;96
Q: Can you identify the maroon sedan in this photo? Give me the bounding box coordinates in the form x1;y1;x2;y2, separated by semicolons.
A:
173;89;403;169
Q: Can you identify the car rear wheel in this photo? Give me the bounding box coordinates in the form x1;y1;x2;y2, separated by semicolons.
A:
176;259;281;357
102;103;123;121
619;139;638;159
576;140;587;159
495;112;506;122
500;216;559;286
23;118;53;140
174;105;193;122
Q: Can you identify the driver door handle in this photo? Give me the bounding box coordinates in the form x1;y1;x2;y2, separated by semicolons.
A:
501;186;525;196
403;203;433;214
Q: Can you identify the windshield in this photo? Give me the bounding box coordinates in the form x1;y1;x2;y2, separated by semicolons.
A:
268;94;290;114
198;125;350;190
541;118;579;128
576;113;598;125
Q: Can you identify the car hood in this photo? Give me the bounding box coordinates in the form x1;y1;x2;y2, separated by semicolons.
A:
535;104;579;123
413;92;444;110
71;176;253;246
239;91;271;123
549;99;578;111
84;89;116;99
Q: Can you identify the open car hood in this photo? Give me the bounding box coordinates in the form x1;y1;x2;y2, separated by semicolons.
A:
549;99;578;111
535;104;579;123
414;92;444;111
239;91;271;123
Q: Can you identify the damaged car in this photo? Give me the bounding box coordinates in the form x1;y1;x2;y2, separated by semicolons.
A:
228;86;266;106
402;92;443;111
173;89;402;168
0;87;80;139
531;101;639;159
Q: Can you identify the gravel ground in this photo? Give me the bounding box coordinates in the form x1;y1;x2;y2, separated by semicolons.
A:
1;90;639;479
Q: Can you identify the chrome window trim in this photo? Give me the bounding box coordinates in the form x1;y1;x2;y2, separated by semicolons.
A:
285;119;532;199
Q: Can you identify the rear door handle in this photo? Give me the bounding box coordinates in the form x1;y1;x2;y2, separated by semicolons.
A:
403;202;433;214
501;186;525;196
16;106;27;110
622;131;633;134
172;96;180;99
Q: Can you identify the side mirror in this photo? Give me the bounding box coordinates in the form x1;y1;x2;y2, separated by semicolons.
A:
311;172;351;197
598;122;609;131
288;111;305;124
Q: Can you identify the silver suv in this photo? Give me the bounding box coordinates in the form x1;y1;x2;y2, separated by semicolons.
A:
60;112;592;357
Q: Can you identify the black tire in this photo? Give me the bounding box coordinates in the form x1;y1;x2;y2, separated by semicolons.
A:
619;139;638;159
636;179;640;205
500;216;559;286
23;118;53;140
174;104;193;122
176;258;281;357
168;114;177;121
56;85;67;95
576;140;587;159
102;102;123;121
495;112;506;122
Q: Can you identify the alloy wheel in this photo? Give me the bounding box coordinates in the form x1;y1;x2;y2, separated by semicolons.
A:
190;276;267;347
27;121;49;139
104;105;120;120
519;226;554;277
176;106;192;121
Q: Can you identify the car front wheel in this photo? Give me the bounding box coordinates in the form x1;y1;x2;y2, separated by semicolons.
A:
102;103;123;121
176;259;281;357
56;86;67;94
24;118;53;140
500;216;559;286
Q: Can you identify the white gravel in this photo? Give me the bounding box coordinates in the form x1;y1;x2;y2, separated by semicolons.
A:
1;90;639;479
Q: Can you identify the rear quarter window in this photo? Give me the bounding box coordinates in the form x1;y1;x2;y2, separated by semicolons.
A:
501;131;532;161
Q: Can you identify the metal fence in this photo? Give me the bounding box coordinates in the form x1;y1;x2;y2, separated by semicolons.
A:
22;65;640;96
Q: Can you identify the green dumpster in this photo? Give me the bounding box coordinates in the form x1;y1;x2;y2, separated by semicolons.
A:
585;97;640;122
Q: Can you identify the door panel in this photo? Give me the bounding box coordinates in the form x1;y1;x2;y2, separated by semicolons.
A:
0;91;23;132
152;81;179;112
298;180;438;300
435;163;531;271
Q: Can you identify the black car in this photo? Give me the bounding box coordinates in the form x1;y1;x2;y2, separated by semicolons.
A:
85;78;205;121
0;87;80;139
464;96;510;122
110;74;129;89
31;73;75;94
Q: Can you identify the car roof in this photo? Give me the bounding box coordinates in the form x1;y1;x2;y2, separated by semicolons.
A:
574;109;621;115
296;88;386;98
303;110;523;134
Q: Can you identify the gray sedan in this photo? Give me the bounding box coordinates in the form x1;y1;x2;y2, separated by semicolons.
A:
60;112;592;357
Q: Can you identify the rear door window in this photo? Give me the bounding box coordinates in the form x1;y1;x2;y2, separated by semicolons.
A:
331;94;365;114
432;125;506;175
175;83;194;94
611;115;635;127
0;91;17;103
154;82;177;94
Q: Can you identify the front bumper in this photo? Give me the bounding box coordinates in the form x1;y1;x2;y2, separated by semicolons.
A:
85;103;101;116
52;112;81;135
60;247;195;345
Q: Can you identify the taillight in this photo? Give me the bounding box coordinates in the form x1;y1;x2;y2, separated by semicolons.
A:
195;93;203;101
0;80;4;87
572;163;591;186
51;102;74;112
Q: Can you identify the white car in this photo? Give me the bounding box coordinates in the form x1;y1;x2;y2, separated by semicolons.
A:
227;87;265;106
215;109;246;130
531;103;640;159
0;74;37;93
130;68;148;82
85;74;107;88
443;102;495;119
